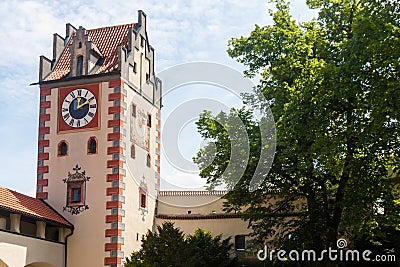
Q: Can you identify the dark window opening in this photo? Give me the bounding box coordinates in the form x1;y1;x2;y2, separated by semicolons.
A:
133;62;137;73
132;104;137;117
140;36;145;47
20;220;36;237
235;235;246;251
78;42;82;48
147;114;151;127
146;73;149;83
88;137;97;154
131;144;136;159
140;193;146;208
77;55;83;76
58;141;68;156
146;154;151;167
45;226;59;242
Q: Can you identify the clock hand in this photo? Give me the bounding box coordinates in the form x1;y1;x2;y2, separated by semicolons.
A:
77;100;90;109
75;97;81;110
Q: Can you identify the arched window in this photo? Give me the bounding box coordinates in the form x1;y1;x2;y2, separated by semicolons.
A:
146;154;151;167
131;144;136;159
58;141;68;156
87;137;97;154
76;55;83;76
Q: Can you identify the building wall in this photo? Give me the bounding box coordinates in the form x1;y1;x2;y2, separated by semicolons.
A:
155;217;252;241
0;230;64;267
118;12;161;258
122;86;159;255
157;193;227;214
40;80;113;267
156;193;253;241
36;11;162;267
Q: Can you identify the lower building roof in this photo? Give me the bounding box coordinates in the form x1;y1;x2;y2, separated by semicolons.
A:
0;187;73;228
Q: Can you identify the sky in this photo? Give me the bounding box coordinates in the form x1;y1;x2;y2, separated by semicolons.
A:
0;0;317;196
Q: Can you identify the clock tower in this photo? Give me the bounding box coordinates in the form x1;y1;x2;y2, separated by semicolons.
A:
36;11;161;267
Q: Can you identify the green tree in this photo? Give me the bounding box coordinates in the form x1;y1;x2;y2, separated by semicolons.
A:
124;222;234;267
194;0;400;254
186;228;233;267
124;222;187;267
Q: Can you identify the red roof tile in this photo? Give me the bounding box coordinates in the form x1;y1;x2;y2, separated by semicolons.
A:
44;23;136;81
0;187;72;227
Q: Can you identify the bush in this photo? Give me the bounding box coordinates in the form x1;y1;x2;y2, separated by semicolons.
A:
124;222;235;267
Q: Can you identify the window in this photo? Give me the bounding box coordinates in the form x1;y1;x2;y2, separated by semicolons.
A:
58;141;68;156
147;114;151;127
145;73;149;83
132;103;137;117
133;62;137;73
131;144;136;159
76;55;83;76
146;154;151;167
235;235;246;251
140;36;145;47
72;188;81;202
140;193;146;208
87;137;97;154
66;182;85;206
78;42;82;48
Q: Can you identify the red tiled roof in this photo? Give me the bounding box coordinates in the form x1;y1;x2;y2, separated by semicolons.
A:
44;23;136;81
0;187;72;227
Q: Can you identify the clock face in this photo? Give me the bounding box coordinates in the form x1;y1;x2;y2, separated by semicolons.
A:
61;88;97;128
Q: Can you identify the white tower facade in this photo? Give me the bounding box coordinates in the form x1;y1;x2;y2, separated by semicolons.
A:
36;11;161;267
